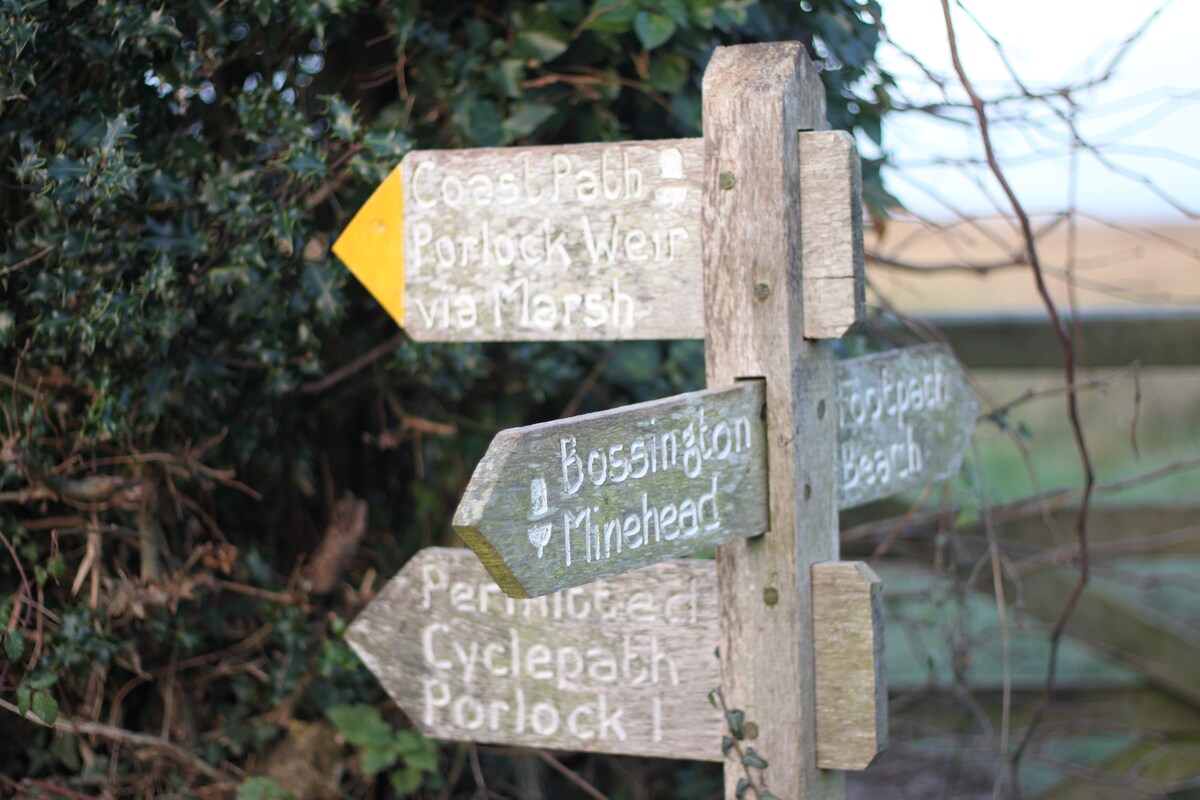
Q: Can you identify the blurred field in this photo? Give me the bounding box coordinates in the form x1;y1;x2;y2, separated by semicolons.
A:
866;219;1200;504
867;219;1200;312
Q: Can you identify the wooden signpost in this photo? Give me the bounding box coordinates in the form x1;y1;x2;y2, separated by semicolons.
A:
333;137;860;342
454;344;974;597
835;343;978;509
346;548;886;770
453;382;768;598
346;548;723;760
334;138;705;342
337;41;980;799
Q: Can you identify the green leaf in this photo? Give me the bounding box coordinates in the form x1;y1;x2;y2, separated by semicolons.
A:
741;747;768;769
327;704;395;748
735;777;749;800
633;11;676;49
326;95;359;141
648;52;689;93
32;692;58;725
16;683;31;716
505;103;555;138
237;777;296;800
584;0;638;33
48;156;88;182
360;742;402;776
722;735;735;756
493;60;526;99
403;743;439;773
955;506;980;528
512;7;570;63
28;670;59;690
389;764;424;795
725;708;745;740
5;629;25;661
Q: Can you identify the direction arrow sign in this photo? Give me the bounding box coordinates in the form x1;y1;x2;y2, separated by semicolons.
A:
455;344;975;597
453;382;768;598
346;548;724;761
834;342;978;509
333;139;705;342
347;547;886;768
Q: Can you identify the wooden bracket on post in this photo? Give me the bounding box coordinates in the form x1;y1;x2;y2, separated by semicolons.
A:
799;131;866;340
813;561;887;771
703;43;843;799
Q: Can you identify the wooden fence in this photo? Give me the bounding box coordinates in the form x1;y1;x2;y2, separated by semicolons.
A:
853;308;1200;799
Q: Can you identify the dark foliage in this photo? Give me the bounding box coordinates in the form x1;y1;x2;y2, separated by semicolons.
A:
0;0;890;795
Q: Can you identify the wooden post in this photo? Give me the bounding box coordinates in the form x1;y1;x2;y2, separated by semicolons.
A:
703;43;843;799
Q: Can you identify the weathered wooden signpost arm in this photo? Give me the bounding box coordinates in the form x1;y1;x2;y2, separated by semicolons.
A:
703;43;843;799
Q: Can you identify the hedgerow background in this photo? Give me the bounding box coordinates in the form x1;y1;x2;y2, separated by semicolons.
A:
0;1;891;796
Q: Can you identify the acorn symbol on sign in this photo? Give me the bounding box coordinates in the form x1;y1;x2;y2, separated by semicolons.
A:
528;476;552;558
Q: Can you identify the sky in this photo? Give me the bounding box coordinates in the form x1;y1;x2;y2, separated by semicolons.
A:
872;0;1200;222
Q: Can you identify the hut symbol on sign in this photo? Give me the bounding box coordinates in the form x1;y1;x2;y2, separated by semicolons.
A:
528;475;552;558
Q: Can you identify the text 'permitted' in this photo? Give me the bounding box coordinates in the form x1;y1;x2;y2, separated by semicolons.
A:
346;548;724;761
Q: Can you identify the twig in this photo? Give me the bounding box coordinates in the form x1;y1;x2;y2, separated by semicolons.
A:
0;245;53;277
299;331;404;395
468;742;487;799
532;749;608;800
560;345;616;419
939;4;1097;792
0;697;230;782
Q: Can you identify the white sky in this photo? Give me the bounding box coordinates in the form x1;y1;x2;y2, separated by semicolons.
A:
874;0;1200;222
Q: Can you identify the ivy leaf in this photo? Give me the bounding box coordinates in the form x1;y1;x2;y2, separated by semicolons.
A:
742;747;769;769
584;0;637;34
389;764;424;795
237;777;296;800
633;11;675;49
735;778;749;800
722;735;736;756
648;52;689;94
512;7;570;63
505;103;555;138
725;708;745;740
360;742;403;776
327;704;394;748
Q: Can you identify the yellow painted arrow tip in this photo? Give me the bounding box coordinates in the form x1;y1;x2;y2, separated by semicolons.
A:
332;163;405;328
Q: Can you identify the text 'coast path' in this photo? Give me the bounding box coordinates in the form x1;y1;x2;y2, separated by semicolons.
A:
334;139;706;342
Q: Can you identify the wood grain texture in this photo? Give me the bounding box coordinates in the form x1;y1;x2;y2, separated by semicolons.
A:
812;561;887;771
453;382;768;598
835;344;977;509
702;42;844;799
400;139;705;342
345;548;725;761
347;551;887;765
799;131;865;340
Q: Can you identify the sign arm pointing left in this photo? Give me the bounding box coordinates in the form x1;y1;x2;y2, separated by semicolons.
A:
331;165;405;327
